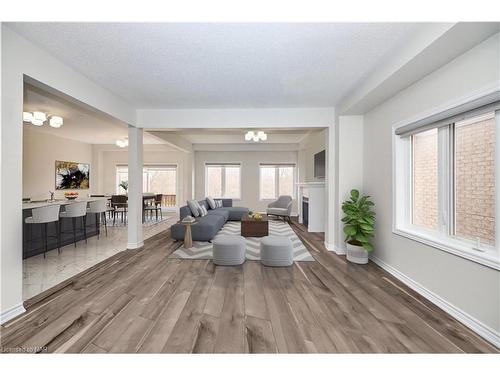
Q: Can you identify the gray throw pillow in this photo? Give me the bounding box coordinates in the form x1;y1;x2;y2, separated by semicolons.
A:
214;199;223;208
187;200;200;217
206;196;216;210
199;205;208;216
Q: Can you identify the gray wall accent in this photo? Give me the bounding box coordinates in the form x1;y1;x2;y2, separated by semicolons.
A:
362;33;500;333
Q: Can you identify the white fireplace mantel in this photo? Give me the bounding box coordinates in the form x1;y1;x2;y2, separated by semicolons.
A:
297;182;325;232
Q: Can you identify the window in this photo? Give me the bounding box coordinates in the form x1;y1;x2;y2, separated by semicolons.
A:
394;105;498;269
115;165;177;205
412;129;438;230
454;114;496;246
259;164;296;200
205;163;241;199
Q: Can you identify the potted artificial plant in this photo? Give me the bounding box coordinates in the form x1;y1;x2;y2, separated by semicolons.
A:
341;189;375;264
119;180;129;193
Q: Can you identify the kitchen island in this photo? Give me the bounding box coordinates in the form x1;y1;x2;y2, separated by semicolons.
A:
22;197;109;259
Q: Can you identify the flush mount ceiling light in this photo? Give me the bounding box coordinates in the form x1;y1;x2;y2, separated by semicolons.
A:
49;116;64;128
245;130;267;142
33;111;47;122
116;137;129;148
31;119;44;126
23;112;33;122
23;111;64;128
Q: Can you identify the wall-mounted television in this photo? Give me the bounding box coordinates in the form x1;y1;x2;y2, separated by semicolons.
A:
314;150;325;179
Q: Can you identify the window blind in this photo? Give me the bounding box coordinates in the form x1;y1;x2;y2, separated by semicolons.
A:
205;162;241;166
259;163;296;167
395;92;500;137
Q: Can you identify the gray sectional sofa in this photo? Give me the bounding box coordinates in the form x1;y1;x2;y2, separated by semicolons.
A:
171;199;249;241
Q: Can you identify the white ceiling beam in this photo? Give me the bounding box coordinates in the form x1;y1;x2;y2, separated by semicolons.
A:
137;107;335;129
338;22;500;115
147;131;193;153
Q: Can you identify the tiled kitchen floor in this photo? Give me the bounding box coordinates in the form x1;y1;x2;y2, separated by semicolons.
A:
22;212;178;300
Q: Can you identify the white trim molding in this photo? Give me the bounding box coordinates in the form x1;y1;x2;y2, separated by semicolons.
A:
0;303;26;324
392;86;500;270
371;255;500;349
127;241;144;249
324;241;346;255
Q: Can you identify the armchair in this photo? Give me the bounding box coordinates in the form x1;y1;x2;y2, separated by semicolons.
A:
266;195;293;222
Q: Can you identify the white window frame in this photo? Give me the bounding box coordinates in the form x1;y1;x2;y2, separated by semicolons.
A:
258;163;297;201
115;164;178;197
204;163;242;200
393;95;499;270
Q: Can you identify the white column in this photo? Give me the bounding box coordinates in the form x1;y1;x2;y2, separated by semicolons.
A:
324;113;337;251
0;29;26;323
335;116;364;254
127;126;144;249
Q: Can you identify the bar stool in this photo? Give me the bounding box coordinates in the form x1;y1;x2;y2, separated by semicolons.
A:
87;199;108;238
25;205;61;258
59;201;88;248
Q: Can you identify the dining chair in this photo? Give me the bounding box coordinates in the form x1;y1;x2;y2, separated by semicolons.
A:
111;195;128;225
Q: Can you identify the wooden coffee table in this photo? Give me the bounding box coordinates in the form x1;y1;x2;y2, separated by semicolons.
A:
241;213;269;237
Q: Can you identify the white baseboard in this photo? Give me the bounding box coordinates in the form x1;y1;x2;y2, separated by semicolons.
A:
324;241;346;255
335;244;346;255
371;255;500;349
324;241;335;251
127;241;144;249
0;303;26;324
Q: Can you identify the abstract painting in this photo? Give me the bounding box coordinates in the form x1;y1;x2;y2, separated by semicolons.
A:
55;160;90;190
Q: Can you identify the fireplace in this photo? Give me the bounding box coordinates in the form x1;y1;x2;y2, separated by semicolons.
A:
302;196;309;227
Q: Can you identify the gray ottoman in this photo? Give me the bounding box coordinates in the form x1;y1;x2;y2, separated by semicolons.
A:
212;235;246;266
260;235;293;267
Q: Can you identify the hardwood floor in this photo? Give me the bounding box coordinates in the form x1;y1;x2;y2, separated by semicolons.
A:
0;219;497;353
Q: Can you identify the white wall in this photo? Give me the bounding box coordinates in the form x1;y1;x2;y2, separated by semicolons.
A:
298;129;326;182
336;116;364;252
362;33;500;336
23;127;94;200
1;25;135;321
93;144;192;206
194;150;298;214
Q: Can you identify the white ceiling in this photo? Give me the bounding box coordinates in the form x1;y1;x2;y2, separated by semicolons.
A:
149;128;323;145
9;22;423;109
23;83;163;145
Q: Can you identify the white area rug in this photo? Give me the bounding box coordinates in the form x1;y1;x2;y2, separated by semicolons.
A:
170;220;314;261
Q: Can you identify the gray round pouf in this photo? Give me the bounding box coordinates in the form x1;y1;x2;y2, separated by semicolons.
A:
212;235;246;266
260;235;293;267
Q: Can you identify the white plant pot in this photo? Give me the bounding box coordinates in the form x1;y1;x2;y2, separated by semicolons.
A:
346;242;369;264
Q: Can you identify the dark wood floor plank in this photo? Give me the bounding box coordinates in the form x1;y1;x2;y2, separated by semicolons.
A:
243;261;270;320
273;266;338;353
161;260;215;353
191;314;220;353
1;219;496;353
137;261;208;353
244;316;278;353
261;266;310;353
213;266;245;353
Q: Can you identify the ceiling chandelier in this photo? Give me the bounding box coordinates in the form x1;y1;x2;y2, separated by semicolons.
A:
23;111;64;128
245;130;267;142
116;137;129;148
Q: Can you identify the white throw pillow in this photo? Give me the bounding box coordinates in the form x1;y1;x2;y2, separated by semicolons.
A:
206;196;216;210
